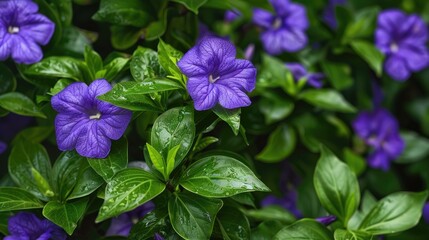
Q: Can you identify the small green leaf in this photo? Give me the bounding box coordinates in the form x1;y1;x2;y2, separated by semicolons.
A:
256;124;296;162
169;192;223;239
84;45;103;79
11;126;53;145
171;0;208;14
96;168;165;222
0;63;16;94
351;41;384;77
217;206;250;240
67;165;104;200
0;187;44;211
179;155;269;198
157;39;183;80
259;94;294;124
110;25;144;50
243;206;296;223
49;79;74;96
102;57;129;81
396;131;429;163
146;143;165;176
193;136;219;153
166;145;180;176
31;168;54;198
358;191;428;235
0;92;46;118
129;206;170;239
213;106;241;136
274;219;333;240
299;89;356;113
334;229;372;240
43;198;88;235
25;56;85;81
321;62;353;90
92;0;152;27
314;146;360;224
131;47;166;81
344;148;366;176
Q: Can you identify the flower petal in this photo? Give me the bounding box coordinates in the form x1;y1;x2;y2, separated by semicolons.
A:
51;82;90;114
384;55;411;81
307;73;324;88
187;76;219;111
368;149;391;171
178;46;208;77
397;44;429;72
198;37;236;64
10;35;43;64
7;213;44;237
217;59;256;92
383;133;404;158
285;3;308;30
261;30;284;55
0;0;38;15
98;111;132;140
252;8;274;29
217;84;251;109
106;214;133;237
55;113;88;151
377;9;406;33
375;29;392;54
285;63;307;80
400;14;428;43
352;111;372;139
281;29;307;52
19;13;55;45
270;0;291;16
76;121;112;158
0;34;14;61
86;79;113;109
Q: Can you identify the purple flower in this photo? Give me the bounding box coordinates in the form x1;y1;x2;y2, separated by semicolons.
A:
154;233;165;240
51;79;132;158
285;63;324;88
225;10;241;22
252;0;309;55
0;141;7;155
178;37;256;111
423;202;429;224
322;0;347;29
0;113;33;142
353;108;404;170
316;215;337;225
0;0;55;64
375;9;429;81
244;44;255;60
106;201;155;237
5;212;66;240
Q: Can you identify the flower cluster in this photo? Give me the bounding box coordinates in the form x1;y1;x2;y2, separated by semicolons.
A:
353;108;404;170
0;0;55;64
253;0;309;55
375;9;429;81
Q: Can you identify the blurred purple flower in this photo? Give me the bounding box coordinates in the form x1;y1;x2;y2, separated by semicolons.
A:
0;0;55;64
375;9;429;81
5;212;66;240
244;44;255;60
51;79;132;158
322;0;347;29
353;108;404;170
423;202;429;224
285;63;324;88
0;113;33;142
106;201;155;237
154;233;165;240
252;0;309;55
178;37;256;111
225;10;241;22
0;141;7;155
316;215;336;225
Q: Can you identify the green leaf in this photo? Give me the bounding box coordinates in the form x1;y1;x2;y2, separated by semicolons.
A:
151;106;195;167
166;145;180;177
96;168;165;222
193;136;219;153
50;0;73;24
49;78;74;96
358;191;428;235
88;138;128;181
351;41;384;77
396;131;429;163
259;93;294;124
31;168;54;198
258;54;295;94
273;219;333;240
213;106;241;136
131;47;166;81
171;0;208;14
251;220;285;240
320;62;353;90
92;0;152;27
146;143;165;176
314;146;360;224
43;198;88;235
157;39;183;79
110;25;144;50
11;126;53;145
344;148;366;176
179;155;269;198
169;192;223;239
0;92;46;118
334;229;372;240
0;63;16;94
129;206;170;239
8;141;52;201
0;212;12;235
84;45;103;80
25;56;85;81
299;89;356;113
67;165;104;200
243;206;296;223
343;7;379;43
0;187;44;211
102;57;129;81
217;206;250;240
256;124;296;162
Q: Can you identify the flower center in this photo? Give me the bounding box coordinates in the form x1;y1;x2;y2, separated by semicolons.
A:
209;74;220;83
89;112;102;120
272;17;282;29
8;26;20;34
390;42;399;53
131;217;139;224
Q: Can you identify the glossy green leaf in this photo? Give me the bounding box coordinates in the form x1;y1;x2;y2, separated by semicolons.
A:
11;126;53;145
243;206;296;223
344;148;366;176
157;39;183;79
334;229;372;240
131;47;166;81
88;138;128;181
84;45;103;80
256;124;296;162
67;165;104;200
171;0;208;14
251;220;285;240
0;92;46;118
146;143;165;176
8;141;52;201
49;79;74;96
259;94;294;124
193;136;219;153
151;106;195;167
179;155;269;198
351;41;384;77
43;198;88;235
396;131;429;163
92;0;152;27
314;146;360;223
358;191;428;234
169;192;223;239
299;89;356;113
0;63;16;94
321;62;353;90
0;212;11;235
96;168;165;222
217;206;250;240
231;192;255;208
273;219;333;240
25;56;85;81
129;206;170;240
343;7;379;43
213;106;241;135
166;144;180;177
51;0;73;24
103;57;129;81
0;187;44;211
110;25;144;50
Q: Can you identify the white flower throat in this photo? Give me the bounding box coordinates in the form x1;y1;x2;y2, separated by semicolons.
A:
8;26;20;34
209;74;220;83
89;112;102;120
